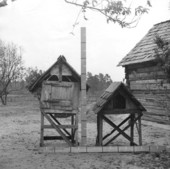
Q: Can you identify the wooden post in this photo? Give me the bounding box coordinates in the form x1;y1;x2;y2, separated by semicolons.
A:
80;27;87;146
130;114;134;146
97;114;103;146
138;114;142;145
71;115;74;144
40;112;44;146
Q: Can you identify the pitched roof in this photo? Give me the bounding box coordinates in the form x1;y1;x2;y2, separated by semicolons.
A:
93;82;146;114
28;55;81;92
118;20;170;66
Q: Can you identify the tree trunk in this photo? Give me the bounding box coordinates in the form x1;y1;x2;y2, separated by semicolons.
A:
0;93;8;105
0;96;6;105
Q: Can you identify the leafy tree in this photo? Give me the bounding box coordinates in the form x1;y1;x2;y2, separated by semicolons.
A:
0;0;16;8
0;39;24;105
65;0;151;28
25;67;43;89
87;72;112;95
1;0;151;27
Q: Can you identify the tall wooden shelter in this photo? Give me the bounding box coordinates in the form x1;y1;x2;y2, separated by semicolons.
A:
29;56;86;146
93;82;146;146
118;20;170;124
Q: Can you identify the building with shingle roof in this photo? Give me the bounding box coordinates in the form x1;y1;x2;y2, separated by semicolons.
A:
93;82;145;114
118;20;170;66
118;20;170;124
29;55;81;94
93;82;145;146
28;55;90;146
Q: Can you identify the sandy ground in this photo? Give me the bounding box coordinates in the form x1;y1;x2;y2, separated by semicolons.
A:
0;93;170;169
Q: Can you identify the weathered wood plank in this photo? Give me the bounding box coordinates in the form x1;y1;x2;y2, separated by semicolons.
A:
139;100;166;108
136;65;163;73
127;65;162;74
44;136;72;140
133;93;170;100
130;83;170;90
126;61;156;71
132;90;170;95
43;125;78;129
57;125;78;129
132;90;170;94
128;71;166;81
41;109;76;114
43;81;73;87
130;79;168;84
103;109;141;114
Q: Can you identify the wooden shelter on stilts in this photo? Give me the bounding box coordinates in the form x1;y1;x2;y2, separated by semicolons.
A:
93;82;146;146
29;55;88;146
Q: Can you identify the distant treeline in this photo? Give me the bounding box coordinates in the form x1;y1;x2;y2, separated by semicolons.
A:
9;71;113;96
87;72;113;96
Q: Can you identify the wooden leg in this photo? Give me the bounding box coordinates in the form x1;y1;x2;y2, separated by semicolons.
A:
96;115;99;145
71;115;74;144
75;113;78;146
97;114;103;146
130;114;134;146
40;111;44;147
138;115;142;145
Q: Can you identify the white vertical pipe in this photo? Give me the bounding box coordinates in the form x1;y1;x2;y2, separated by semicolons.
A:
80;27;87;146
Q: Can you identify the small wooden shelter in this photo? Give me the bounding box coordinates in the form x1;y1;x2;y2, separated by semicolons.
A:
93;82;146;146
29;55;85;146
118;20;170;124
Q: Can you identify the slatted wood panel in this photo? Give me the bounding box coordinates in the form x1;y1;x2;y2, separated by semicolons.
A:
40;81;80;146
125;62;170;124
50;64;72;76
41;81;80;113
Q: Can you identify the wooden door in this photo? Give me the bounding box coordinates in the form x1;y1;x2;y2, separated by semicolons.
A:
41;81;80;112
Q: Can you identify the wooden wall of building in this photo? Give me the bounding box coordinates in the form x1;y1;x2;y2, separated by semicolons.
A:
125;61;170;124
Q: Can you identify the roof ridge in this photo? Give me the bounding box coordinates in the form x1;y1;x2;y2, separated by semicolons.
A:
154;19;170;26
57;55;67;62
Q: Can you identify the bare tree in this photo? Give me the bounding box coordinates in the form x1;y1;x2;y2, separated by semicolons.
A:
0;40;24;105
65;0;151;28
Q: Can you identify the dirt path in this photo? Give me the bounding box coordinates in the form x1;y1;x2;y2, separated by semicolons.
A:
0;96;170;169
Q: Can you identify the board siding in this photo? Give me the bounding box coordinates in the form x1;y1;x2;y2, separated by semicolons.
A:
126;62;170;124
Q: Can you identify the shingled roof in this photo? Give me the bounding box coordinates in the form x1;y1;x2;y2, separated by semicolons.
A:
28;55;82;93
118;20;170;66
93;82;146;114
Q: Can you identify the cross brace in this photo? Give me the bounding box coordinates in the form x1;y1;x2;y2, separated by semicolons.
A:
96;113;142;146
40;109;77;146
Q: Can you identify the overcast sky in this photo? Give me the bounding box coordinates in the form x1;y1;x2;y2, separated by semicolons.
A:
0;0;170;81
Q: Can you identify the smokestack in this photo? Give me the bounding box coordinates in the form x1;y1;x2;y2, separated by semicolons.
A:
80;27;87;146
